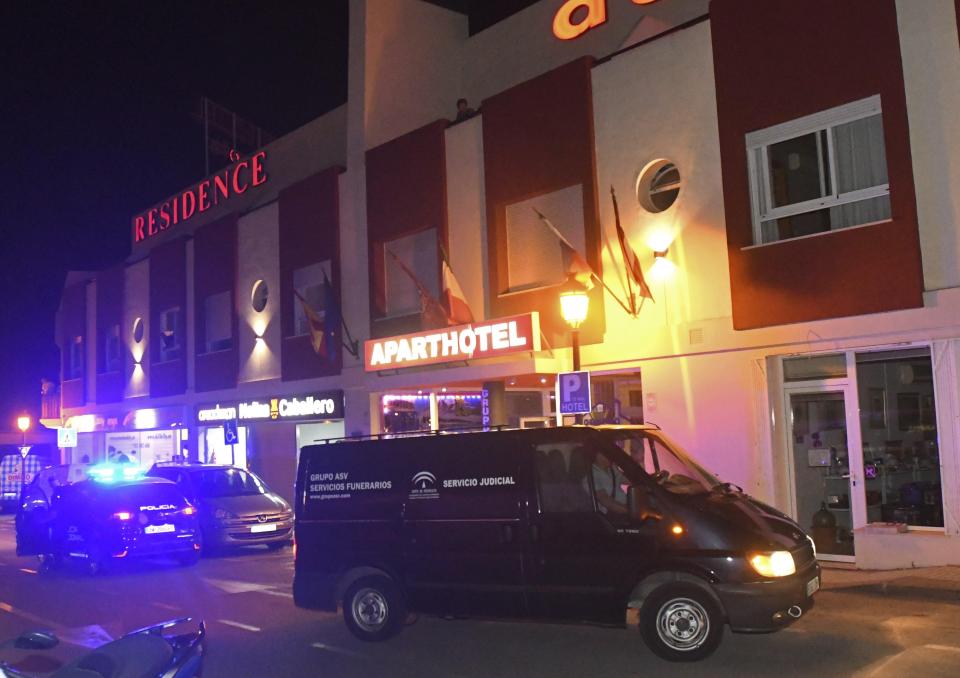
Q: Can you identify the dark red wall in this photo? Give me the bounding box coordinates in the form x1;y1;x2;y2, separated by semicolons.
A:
279;167;343;381
95;265;124;404
482;57;605;347
149;238;187;397
194;215;238;392
711;0;924;329
60;282;87;408
366;120;448;339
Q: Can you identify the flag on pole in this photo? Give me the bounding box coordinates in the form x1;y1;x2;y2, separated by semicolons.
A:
320;270;341;360
611;187;654;305
533;208;595;290
294;289;327;356
386;249;450;329
440;245;474;325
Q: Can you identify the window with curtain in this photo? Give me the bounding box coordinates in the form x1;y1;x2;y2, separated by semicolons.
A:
383;229;438;317
292;261;330;337
746;96;890;245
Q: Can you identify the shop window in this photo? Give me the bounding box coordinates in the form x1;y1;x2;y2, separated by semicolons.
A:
856;348;943;528
293;261;330;337
203;291;233;353
159;307;181;362
381;394;432;434
747;95;890;245
437;393;483;430
383;230;438;317
504;185;586;291
103;324;121;373
67;335;84;380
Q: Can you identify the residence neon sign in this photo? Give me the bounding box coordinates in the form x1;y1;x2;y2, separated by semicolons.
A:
364;313;541;372
553;0;661;41
132;150;268;244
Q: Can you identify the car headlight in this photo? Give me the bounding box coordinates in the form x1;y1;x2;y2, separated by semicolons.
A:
749;551;796;578
214;508;234;521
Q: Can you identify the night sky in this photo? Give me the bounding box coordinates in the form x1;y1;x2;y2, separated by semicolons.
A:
0;1;537;429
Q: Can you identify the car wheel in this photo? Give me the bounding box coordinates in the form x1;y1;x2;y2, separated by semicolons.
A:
639;583;723;662
342;575;406;642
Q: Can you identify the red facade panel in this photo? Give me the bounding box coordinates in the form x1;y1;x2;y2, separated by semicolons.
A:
194;215;238;392
60;282;87;409
711;0;924;329
279;167;343;381
95;265;124;404
481;57;604;347
149;238;187;397
365;120;449;339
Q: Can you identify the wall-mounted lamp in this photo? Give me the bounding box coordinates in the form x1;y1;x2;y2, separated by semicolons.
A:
650;248;676;282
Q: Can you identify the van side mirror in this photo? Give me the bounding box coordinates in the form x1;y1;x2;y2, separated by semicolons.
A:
15;631;59;650
628;486;663;523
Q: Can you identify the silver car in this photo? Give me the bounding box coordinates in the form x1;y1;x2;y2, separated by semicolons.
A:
148;464;293;553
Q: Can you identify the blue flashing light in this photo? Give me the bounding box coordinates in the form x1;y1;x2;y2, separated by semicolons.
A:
88;463;145;483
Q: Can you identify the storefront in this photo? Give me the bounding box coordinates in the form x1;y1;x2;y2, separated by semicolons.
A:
62;406;188;468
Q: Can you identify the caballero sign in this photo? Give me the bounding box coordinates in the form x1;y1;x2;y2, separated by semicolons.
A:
364;313;541;372
197;390;343;423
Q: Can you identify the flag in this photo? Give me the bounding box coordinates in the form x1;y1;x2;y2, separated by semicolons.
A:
533;208;595;290
386;249;450;329
611;186;654;305
294;288;328;357
320;270;341;360
440;245;474;325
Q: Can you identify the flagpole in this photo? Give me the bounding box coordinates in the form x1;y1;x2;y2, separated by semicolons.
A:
611;186;636;316
591;272;636;316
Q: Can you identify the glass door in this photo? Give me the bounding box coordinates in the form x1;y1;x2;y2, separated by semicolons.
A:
786;389;863;560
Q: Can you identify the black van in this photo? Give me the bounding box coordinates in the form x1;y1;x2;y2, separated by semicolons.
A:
293;425;820;661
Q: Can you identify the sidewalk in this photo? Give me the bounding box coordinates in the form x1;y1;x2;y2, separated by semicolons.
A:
821;563;960;600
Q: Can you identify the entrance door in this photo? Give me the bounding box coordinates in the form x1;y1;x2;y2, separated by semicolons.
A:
786;390;864;559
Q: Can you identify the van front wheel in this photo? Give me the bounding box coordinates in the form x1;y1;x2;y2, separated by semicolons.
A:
639;583;723;662
343;575;406;641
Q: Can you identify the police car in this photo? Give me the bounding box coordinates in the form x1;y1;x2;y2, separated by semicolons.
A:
16;464;201;574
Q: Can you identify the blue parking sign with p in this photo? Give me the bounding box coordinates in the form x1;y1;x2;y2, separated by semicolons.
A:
223;419;239;445
558;371;591;415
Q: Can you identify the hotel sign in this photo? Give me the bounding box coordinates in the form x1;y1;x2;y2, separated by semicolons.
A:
132;150;269;245
197;390;344;423
364;313;541;372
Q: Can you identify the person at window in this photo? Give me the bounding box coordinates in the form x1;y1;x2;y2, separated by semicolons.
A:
454;98;476;123
591;453;629;515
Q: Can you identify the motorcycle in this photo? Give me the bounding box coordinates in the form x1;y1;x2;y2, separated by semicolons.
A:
0;617;205;678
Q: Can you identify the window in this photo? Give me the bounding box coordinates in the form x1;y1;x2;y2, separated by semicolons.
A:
504;185;586;291
103;324;121;373
159;307;181;362
747;96;890;245
383;230;438;317
292;261;330;337
534;443;595;513
67;335;84;380
203;291;232;353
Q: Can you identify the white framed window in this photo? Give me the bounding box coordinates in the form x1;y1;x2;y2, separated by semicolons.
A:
203;291;232;353
746;95;890;246
293;261;331;337
103;324;121;373
159;307;181;362
383;229;438;318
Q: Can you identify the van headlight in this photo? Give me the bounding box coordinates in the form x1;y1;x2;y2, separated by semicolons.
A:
749;551;796;578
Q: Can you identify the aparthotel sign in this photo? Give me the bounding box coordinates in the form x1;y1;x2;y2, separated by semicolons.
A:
364;313;541;372
132;150;269;245
197;390;344;423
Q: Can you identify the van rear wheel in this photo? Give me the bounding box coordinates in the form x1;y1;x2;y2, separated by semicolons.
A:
639;583;723;662
343;575;405;642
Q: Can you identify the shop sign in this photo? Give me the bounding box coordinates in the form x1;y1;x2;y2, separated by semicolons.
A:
364;313;541;372
552;0;661;41
132;150;268;245
197;390;344;423
57;427;78;448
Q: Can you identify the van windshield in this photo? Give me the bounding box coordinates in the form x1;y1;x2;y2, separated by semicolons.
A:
601;429;722;495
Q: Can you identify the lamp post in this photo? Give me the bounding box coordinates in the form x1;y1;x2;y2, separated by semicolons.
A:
559;274;590;371
16;415;30;505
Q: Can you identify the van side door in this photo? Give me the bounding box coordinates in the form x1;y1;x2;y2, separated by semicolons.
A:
526;439;658;623
402;435;527;619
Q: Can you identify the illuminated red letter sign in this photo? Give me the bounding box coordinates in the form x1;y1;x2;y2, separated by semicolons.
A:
552;0;661;41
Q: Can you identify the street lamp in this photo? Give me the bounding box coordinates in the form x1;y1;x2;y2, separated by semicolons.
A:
16;415;30;506
559;274;590;371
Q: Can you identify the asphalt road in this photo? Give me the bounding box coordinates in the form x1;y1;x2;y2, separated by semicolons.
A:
1;515;958;677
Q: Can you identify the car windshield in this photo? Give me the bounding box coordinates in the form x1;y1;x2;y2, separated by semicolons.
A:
193;468;266;497
601;429;722;495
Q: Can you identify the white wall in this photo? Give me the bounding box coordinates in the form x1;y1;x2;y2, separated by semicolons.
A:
123;259;150;399
238;202;282;383
444;115;488;320
896;0;960;292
